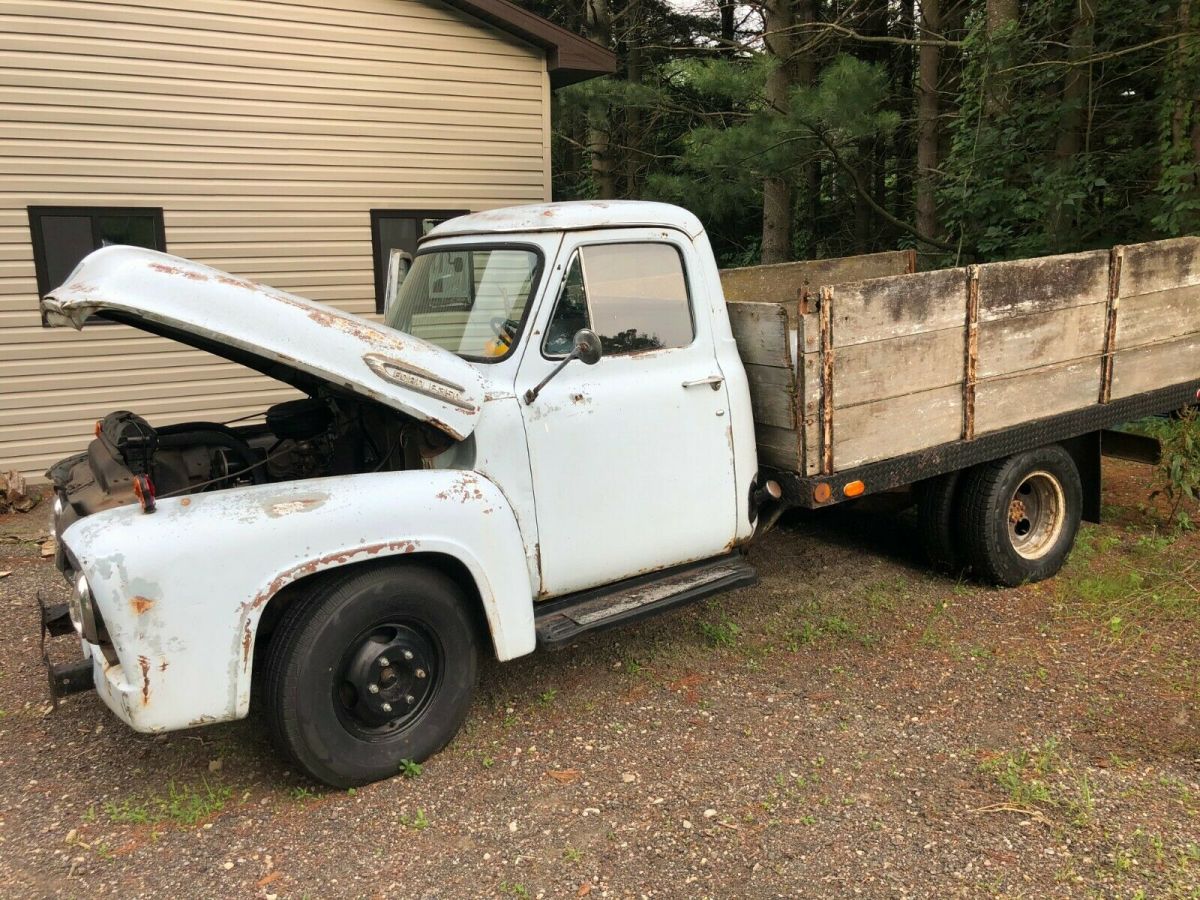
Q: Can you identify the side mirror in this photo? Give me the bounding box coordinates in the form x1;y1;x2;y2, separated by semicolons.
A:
382;249;413;316
523;329;603;404
572;328;602;365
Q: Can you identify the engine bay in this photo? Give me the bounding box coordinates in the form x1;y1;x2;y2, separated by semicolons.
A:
47;395;457;522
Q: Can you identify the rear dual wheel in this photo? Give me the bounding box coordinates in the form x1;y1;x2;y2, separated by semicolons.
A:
917;445;1082;587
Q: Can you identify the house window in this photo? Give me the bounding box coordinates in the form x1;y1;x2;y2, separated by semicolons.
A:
543;242;695;357
29;206;166;324
371;209;467;313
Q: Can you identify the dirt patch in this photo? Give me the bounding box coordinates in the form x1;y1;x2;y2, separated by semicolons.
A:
0;460;1195;898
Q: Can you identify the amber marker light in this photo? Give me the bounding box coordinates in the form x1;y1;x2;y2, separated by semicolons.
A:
843;480;866;498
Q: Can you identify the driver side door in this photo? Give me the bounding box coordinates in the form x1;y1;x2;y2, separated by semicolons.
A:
516;231;738;598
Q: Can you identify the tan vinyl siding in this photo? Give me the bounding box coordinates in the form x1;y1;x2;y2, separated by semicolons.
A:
0;0;552;478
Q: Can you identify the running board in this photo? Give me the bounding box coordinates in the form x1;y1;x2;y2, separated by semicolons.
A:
534;555;758;649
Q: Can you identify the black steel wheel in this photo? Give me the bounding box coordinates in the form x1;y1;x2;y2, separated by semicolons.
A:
958;445;1082;587
263;564;479;787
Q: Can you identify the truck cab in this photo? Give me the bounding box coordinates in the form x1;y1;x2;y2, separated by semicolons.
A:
40;201;766;787
404;202;759;596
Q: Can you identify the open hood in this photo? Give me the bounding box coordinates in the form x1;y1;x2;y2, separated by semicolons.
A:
42;246;485;441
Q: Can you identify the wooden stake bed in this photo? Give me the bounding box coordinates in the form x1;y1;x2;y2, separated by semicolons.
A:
721;238;1200;507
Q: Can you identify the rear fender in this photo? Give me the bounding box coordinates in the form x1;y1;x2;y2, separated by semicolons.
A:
61;470;533;731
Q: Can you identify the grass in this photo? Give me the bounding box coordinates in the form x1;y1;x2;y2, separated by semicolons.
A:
699;617;741;648
104;779;232;827
400;808;430;830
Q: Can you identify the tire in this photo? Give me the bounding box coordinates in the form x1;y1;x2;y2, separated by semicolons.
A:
915;471;965;574
958;445;1082;587
263;564;479;788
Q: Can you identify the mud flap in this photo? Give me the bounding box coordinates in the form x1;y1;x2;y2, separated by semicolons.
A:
38;591;94;708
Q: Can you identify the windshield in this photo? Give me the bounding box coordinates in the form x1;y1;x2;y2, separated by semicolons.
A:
384;247;540;361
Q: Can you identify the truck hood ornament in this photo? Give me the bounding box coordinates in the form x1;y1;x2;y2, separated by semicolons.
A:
41;246;485;441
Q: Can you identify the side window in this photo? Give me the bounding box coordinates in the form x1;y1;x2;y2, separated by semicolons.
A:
29;206;166;324
543;242;694;357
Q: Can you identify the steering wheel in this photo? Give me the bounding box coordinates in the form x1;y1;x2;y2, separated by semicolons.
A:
489;316;520;346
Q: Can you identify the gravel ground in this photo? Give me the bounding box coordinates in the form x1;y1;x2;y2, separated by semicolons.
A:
0;459;1196;899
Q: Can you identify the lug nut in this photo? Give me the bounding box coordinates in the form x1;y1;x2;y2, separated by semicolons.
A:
381;702;392;713
403;650;414;661
367;683;379;694
379;657;390;667
405;694;416;705
415;668;426;679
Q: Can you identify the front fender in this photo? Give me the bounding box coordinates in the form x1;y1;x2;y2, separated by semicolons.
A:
61;470;534;732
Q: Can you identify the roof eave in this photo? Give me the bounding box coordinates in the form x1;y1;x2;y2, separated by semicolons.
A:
438;0;616;87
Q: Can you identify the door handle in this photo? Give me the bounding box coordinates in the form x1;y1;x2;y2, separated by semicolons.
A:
682;375;724;390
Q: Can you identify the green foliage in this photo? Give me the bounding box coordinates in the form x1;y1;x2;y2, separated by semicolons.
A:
648;55;897;233
398;758;423;779
1142;410;1200;529
104;779;232;827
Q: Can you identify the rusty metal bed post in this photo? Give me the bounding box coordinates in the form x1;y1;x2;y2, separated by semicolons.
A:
962;265;980;441
1099;245;1124;404
819;286;835;475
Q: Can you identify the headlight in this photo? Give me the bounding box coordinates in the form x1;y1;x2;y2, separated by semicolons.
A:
70;574;101;645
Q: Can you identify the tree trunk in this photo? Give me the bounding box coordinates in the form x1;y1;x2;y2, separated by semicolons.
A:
855;1;889;249
916;0;941;239
587;0;616;199
625;0;643;197
1054;0;1096;161
719;0;737;53
761;0;796;263
984;0;1019;116
892;0;916;228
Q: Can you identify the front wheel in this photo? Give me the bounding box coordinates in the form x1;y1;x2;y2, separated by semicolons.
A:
263;564;479;787
958;445;1082;587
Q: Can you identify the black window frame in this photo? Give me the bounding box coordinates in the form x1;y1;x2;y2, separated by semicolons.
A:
370;208;468;314
28;205;167;326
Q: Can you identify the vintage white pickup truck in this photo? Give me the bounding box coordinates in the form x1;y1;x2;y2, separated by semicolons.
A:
37;201;1200;786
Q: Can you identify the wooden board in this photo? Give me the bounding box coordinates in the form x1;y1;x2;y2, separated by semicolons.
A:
800;326;965;409
719;249;913;306
754;424;803;471
744;364;797;430
1114;283;1200;349
976;301;1108;379
1118;236;1200;297
1111;333;1200;400
726;301;793;367
977;249;1109;322
833;384;962;470
827;267;969;348
974;358;1103;434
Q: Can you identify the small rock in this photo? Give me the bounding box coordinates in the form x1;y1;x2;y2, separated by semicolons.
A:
703;809;717;818
222;861;234;870
621;773;636;783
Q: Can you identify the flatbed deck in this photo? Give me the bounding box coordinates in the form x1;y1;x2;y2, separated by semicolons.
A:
724;238;1200;507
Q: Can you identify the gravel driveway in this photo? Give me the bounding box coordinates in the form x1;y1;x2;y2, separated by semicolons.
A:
0;459;1196;898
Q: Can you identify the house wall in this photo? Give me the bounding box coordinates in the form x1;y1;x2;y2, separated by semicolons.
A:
0;0;552;478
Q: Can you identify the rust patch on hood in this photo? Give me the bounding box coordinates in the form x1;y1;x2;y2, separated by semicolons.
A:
130;596;156;615
138;655;151;705
149;261;209;282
